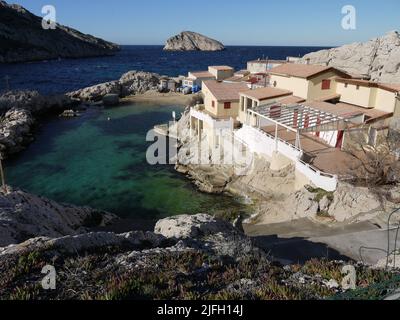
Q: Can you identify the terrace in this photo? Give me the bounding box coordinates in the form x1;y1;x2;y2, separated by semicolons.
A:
244;102;361;176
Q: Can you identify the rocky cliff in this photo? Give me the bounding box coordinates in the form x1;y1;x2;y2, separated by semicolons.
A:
300;31;400;82
0;1;120;63
163;31;225;51
0;90;77;156
0;187;117;247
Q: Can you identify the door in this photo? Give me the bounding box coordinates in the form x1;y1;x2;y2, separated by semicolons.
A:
316;117;321;138
336;130;344;149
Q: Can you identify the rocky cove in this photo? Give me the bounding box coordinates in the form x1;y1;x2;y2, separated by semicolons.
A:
1;68;400;300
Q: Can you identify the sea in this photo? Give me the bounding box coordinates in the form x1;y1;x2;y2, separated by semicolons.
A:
0;45;329;225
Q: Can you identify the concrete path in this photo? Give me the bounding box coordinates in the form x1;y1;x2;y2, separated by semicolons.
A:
245;219;400;265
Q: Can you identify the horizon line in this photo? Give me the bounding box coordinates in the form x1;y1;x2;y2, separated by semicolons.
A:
117;44;335;48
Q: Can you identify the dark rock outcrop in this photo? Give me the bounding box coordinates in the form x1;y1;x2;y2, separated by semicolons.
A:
0;1;120;63
164;31;225;51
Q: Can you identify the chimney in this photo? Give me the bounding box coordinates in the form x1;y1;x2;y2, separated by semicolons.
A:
306;58;310;65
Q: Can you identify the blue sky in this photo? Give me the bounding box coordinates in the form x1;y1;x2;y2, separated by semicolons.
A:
14;0;400;46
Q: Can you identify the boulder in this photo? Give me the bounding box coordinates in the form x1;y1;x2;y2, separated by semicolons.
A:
154;214;237;239
67;81;121;102
0;108;35;155
102;94;120;106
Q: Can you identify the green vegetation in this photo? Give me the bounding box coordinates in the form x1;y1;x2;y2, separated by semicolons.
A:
1;247;397;301
306;186;334;203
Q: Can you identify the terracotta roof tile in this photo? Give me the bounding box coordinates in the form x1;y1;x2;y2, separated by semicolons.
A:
269;64;349;79
189;71;214;79
240;87;292;100
203;80;249;101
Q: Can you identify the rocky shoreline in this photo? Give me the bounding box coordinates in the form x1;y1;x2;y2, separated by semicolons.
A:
0;71;162;158
0;71;399;300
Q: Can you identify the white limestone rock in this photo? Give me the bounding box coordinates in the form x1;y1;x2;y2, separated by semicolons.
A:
300;31;400;82
164;31;225;51
154;214;237;239
0;187;117;247
327;183;384;222
67;71;161;102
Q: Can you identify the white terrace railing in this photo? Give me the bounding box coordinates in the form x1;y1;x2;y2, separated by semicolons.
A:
235;125;338;191
190;105;234;130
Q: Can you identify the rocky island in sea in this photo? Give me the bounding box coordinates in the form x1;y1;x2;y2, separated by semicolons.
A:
163;31;225;51
0;1;119;63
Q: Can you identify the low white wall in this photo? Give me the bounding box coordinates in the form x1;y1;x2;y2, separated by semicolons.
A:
296;161;337;192
190;108;234;130
235;125;338;191
235;125;301;161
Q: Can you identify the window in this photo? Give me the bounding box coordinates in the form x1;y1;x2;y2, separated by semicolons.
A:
356;85;360;90
224;102;231;109
212;101;215;108
321;79;331;90
273;81;277;87
344;83;348;88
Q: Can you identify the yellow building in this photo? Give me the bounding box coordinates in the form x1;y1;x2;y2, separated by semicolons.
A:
183;70;215;88
189;80;248;147
335;78;400;116
208;66;234;81
268;64;350;101
238;87;295;124
202;80;249;119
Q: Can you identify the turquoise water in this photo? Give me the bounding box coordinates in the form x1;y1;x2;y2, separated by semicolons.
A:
5;102;244;220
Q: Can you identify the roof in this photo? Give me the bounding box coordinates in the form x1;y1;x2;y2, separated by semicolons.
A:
336;78;400;93
278;95;306;105
203;80;249;101
208;65;234;71
336;102;392;121
248;59;287;64
223;75;247;83
188;71;214;79
305;101;391;121
235;70;250;76
269;64;349;79
316;93;342;102
240;87;292;101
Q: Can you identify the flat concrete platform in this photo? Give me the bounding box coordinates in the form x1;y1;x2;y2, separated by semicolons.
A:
245;219;399;265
